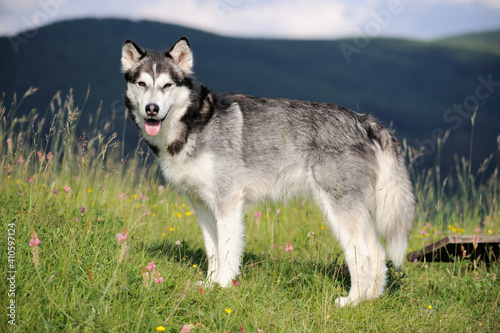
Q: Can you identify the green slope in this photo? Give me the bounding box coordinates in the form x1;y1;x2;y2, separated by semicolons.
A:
0;18;499;172
434;30;500;56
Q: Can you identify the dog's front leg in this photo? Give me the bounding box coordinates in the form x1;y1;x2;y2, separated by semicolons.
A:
214;193;245;287
187;197;219;283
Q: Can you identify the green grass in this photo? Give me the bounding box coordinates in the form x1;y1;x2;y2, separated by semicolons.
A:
1;91;499;332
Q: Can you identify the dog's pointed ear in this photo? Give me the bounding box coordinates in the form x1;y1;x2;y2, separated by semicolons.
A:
168;37;193;74
122;39;145;72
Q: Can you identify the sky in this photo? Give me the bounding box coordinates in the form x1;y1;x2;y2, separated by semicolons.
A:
1;0;500;40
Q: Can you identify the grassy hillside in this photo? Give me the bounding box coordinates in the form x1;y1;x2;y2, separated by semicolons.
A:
435;30;500;56
1;84;499;332
0;18;499;174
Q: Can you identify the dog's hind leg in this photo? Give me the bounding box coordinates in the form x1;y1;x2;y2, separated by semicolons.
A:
317;192;374;306
311;162;386;306
365;221;388;301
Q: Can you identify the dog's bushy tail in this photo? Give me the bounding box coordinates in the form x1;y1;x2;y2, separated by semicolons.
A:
373;127;415;268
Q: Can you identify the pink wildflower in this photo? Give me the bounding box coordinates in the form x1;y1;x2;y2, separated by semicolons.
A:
175;240;182;246
64;185;72;193
17;155;25;164
285;241;293;253
80;205;86;213
116;229;128;242
154;270;164;284
232;279;239;287
52;190;58;195
28;176;34;183
30;227;40;269
37;151;45;162
29;235;41;247
46;152;54;161
473;227;480;244
180;325;191;333
276;208;281;215
146;261;156;271
254;211;262;219
117;229;129;263
119;192;126;200
143;210;150;217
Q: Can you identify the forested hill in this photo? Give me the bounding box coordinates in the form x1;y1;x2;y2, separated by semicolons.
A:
1;18;499;172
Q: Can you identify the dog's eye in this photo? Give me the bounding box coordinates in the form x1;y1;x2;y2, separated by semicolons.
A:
137;81;146;87
163;83;173;89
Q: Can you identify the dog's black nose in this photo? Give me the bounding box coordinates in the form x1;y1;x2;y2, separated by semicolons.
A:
145;103;159;116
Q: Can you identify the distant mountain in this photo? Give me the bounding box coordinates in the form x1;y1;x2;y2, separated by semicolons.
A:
1;18;499;173
434;30;500;56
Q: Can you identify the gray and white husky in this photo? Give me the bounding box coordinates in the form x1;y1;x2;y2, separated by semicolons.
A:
121;37;415;306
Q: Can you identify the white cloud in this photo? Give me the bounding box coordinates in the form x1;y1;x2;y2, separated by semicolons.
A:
0;0;499;39
480;0;500;8
0;0;41;13
135;0;375;39
423;0;500;9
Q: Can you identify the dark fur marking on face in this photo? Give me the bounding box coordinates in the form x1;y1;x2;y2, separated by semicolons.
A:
125;96;140;130
164;84;216;157
124;70;140;83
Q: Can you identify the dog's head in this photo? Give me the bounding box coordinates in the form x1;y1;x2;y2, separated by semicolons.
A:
121;37;193;137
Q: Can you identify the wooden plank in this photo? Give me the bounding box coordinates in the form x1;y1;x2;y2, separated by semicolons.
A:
407;235;500;264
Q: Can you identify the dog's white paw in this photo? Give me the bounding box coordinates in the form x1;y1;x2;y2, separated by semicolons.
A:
335;296;360;307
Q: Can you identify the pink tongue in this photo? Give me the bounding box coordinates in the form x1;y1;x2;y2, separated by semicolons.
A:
145;119;162;136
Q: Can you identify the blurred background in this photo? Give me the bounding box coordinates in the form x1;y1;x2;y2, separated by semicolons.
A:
1;0;499;174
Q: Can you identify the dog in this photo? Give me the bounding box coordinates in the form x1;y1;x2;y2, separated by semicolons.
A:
121;37;415;306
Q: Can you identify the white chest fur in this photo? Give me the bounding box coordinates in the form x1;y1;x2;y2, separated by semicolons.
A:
158;146;215;201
